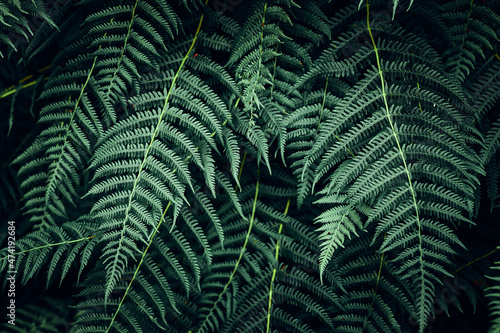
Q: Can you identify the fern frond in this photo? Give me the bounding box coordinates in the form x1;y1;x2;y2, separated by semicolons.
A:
12;0;185;230
3;1;500;332
0;219;98;286
487;258;500;332
330;236;414;333
0;0;56;57
86;6;237;304
441;0;500;83
295;5;483;331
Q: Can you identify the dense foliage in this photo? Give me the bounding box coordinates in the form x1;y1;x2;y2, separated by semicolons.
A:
1;0;500;332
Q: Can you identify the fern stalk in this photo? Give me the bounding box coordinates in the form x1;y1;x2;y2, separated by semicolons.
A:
366;1;426;330
101;0;210;303
0;235;96;261
106;201;172;332
195;180;260;333
102;0;140;123
361;251;385;332
265;199;289;333
316;77;329;134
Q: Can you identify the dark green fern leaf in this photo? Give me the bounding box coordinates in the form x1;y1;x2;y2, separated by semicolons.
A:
294;8;483;331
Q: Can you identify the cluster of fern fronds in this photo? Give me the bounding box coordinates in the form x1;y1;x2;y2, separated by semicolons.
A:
1;0;500;332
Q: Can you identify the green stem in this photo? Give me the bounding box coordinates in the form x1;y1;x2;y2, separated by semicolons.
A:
366;0;423;326
196;180;260;332
0;234;96;261
266;198;289;333
316;77;329;134
106;202;172;332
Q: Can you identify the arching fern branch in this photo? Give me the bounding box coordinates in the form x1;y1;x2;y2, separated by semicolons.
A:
188;165;339;333
441;0;500;84
12;0;182;230
195;179;260;333
226;0;299;171
295;1;484;331
330;233;416;332
85;0;239;304
0;218;99;286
